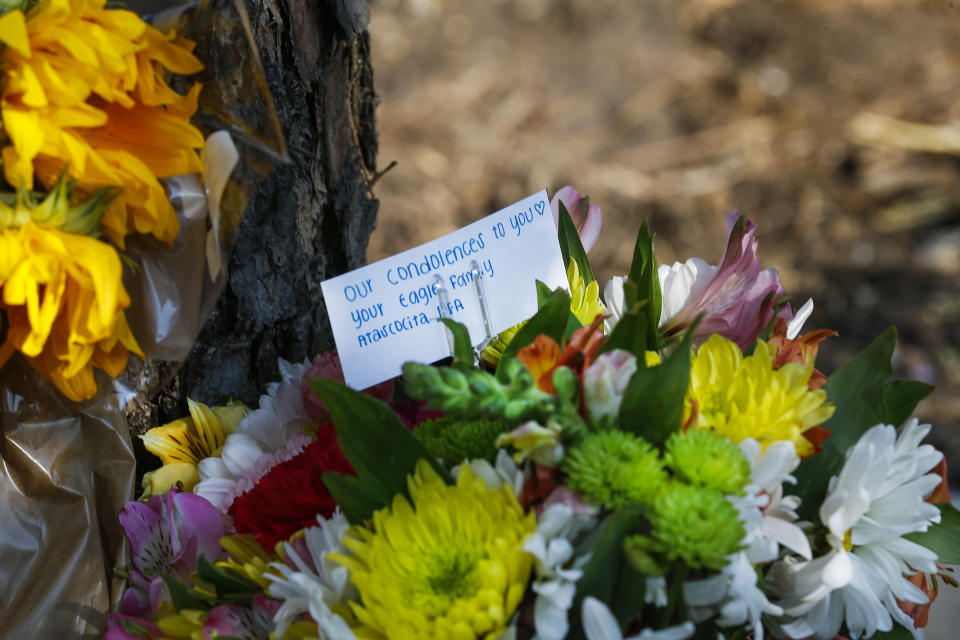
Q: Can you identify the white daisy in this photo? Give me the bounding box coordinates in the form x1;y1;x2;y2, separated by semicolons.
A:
768;419;943;639
685;551;782;640
266;510;356;639
733;439;811;564
685;438;809;640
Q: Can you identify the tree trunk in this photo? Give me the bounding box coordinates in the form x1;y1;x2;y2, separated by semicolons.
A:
130;0;379;432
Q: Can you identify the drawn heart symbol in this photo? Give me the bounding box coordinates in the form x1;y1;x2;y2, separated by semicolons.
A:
534;201;546;216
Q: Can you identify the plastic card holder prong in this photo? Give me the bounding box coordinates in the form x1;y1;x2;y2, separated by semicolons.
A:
434;261;496;362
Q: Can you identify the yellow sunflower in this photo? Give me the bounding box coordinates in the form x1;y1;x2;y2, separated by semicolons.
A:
0;218;142;401
0;0;204;247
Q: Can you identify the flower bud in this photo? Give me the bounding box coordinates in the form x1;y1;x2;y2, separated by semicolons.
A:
582;349;637;422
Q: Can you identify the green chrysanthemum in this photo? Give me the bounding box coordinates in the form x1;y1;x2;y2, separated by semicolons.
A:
647;483;744;570
414;416;514;465
561;430;666;510
664;429;750;496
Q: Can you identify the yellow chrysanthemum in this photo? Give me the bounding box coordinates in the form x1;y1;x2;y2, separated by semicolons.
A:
685;334;835;457
0;0;204;247
332;460;536;640
480;259;605;367
140;399;247;495
217;533;279;590
0;219;142;400
567;259;605;327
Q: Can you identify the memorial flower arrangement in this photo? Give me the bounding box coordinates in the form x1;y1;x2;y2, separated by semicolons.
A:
111;188;960;640
0;0;204;400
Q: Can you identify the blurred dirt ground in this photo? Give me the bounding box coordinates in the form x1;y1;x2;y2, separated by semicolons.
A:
365;0;960;481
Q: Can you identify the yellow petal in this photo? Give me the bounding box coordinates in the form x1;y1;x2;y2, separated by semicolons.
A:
145;461;200;495
141;422;199;465
1;107;44;189
187;398;227;456
212;403;248;436
0;11;31;58
0;229;25;281
5;63;48;107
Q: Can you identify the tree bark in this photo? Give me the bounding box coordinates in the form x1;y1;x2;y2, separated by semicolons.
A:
129;0;379;433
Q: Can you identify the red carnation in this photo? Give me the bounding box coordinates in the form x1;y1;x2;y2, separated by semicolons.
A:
228;423;353;549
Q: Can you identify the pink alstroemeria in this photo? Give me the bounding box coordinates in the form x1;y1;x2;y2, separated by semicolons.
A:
203;595;279;639
301;350;395;420
660;211;790;350
551;186;602;253
117;488;225;618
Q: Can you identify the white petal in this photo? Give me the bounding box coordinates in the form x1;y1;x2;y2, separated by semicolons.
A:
582;596;624;640
603;276;627;332
534;591;571;640
220;432;265;476
786;298;814;339
683;573;727;607
630;621;696;640
197;456;233;481
762;515;812;560
192;477;234;512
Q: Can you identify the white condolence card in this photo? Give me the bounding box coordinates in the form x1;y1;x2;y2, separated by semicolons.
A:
321;190;568;390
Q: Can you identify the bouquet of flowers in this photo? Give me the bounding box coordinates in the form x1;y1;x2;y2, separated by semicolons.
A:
114;188;958;640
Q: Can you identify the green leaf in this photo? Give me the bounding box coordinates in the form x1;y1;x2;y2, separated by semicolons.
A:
625;221;661;346
568;508;647;640
794;328;930;521
541;281;584;339
496;287;571;380
618;323;693;445
744;292;790;356
162;574;208;612
557;200;596;285
905;503;960;565
322;472;386;524
196;555;259;596
439;318;474;370
598;309;649;359
309;378;450;509
536;279;553;305
564;310;584;339
883;379;933;428
869;623;915;640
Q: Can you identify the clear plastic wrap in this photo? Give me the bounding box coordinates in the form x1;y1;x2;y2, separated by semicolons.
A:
0;0;285;635
0;359;135;637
